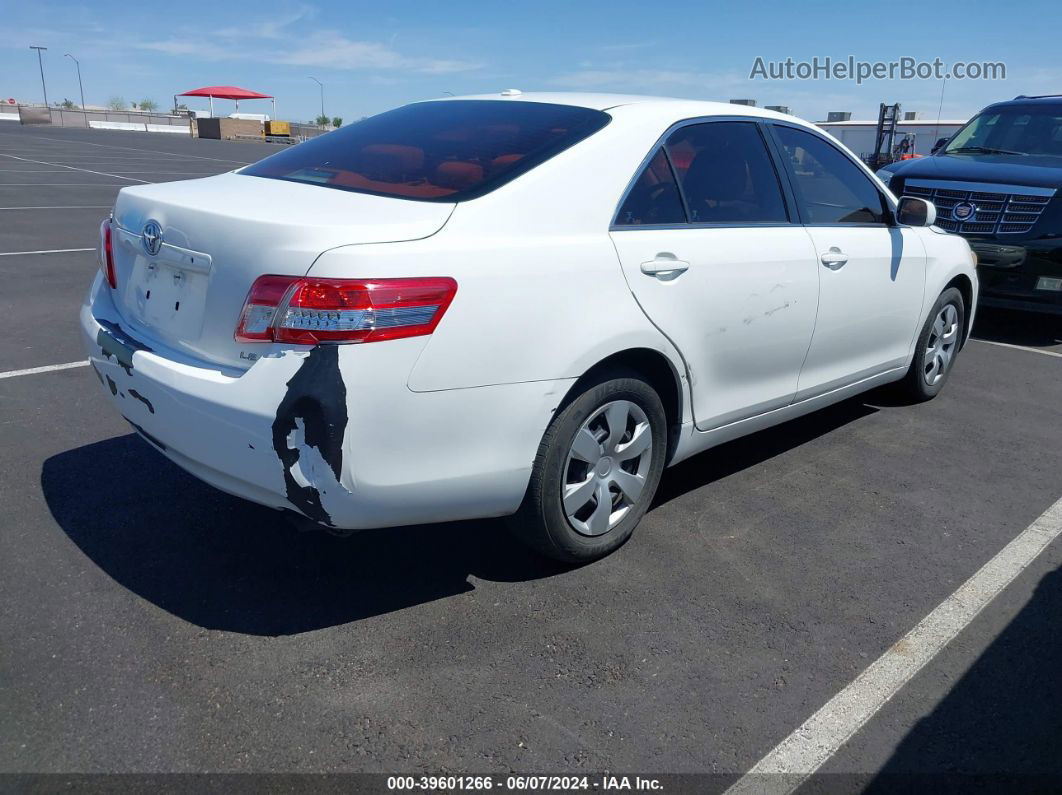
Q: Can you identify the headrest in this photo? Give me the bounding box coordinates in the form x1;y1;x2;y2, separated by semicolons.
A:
434;161;485;191
358;145;425;181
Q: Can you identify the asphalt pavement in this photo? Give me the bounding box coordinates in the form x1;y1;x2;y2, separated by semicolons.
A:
1;124;1061;789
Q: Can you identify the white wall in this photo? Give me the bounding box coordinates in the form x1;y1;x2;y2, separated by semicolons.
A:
88;120;190;135
818;123;965;157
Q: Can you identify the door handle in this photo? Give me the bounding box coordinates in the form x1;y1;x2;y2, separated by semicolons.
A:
820;247;848;270
640;254;690;278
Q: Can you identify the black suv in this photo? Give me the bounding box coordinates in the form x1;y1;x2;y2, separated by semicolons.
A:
877;96;1062;314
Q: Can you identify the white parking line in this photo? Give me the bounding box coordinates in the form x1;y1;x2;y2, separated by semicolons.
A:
0;154;149;183
0;248;94;256
973;338;1062;359
0;360;89;379
37;156;204;160
726;494;1062;795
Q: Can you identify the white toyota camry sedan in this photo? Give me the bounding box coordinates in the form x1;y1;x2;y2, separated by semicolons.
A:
82;92;977;562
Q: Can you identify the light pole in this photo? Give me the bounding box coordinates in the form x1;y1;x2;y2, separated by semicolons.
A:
64;53;85;109
29;46;49;106
308;76;324;123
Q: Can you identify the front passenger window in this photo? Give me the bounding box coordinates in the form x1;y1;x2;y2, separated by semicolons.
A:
774;126;888;224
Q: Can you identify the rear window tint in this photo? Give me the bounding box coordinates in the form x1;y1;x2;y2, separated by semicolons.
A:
240;100;610;202
614;149;686;226
666;122;789;224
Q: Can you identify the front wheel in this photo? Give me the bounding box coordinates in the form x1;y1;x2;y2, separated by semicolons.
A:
898;286;965;402
508;371;667;563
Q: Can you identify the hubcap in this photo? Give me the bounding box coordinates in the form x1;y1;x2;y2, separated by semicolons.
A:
562;400;653;537
924;303;959;386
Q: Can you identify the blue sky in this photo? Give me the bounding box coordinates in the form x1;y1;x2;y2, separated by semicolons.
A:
3;0;1059;123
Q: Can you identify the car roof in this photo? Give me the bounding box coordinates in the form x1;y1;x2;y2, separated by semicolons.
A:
986;95;1062;110
433;91;801;122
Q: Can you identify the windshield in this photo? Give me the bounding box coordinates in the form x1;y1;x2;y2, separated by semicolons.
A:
944;104;1062;157
240;100;610;201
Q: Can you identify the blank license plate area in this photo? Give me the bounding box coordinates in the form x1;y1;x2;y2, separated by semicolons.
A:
130;261;209;340
1035;276;1062;292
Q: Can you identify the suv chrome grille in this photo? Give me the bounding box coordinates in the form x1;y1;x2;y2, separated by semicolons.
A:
902;180;1055;235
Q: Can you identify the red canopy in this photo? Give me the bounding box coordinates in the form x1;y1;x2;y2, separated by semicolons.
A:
177;85;272;100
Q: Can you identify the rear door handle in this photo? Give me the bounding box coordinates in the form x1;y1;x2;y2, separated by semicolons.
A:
820;247;849;270
640;255;690;278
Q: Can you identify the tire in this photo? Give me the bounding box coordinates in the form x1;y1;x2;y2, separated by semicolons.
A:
898;286;965;402
508;369;668;564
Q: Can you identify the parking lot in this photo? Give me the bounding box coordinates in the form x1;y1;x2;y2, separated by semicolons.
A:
2;124;1061;787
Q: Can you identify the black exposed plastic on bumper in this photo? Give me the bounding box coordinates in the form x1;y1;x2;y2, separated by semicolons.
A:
270;346;349;527
96;318;153;375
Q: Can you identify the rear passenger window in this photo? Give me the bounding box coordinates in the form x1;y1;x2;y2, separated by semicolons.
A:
665;122;789;224
614;149;686;226
773;126;888;224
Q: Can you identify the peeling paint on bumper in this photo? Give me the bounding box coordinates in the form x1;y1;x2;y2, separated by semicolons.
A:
82;275;574;531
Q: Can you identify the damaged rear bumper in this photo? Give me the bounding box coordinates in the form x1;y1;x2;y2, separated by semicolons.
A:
81;275;572;530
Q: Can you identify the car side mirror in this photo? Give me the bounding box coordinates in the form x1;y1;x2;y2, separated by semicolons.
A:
897;196;937;227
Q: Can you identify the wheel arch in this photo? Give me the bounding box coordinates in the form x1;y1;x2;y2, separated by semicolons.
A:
943;273;975;347
559;347;686;463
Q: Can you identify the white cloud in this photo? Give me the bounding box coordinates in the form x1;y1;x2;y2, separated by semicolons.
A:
133;39;232;59
551;67;748;92
218;3;317;39
276;33;481;74
128;26;480;76
596;41;659;53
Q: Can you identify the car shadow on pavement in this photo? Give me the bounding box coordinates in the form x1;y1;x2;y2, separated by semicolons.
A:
865;564;1062;790
653;396;879;508
971;306;1062;350
43;397;882;637
41;434;569;636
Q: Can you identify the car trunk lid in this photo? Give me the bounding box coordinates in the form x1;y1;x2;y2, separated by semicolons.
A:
108;173;454;370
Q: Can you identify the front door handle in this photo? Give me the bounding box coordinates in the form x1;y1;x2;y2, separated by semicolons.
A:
820;247;849;270
640;254;690;278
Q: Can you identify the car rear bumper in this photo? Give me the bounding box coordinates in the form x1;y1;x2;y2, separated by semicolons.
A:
82;275;572;530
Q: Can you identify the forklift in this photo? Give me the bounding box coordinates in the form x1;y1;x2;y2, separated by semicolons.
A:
864;102;902;169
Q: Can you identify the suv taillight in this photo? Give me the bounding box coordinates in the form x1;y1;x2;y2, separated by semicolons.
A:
99;218;117;289
235;275;458;345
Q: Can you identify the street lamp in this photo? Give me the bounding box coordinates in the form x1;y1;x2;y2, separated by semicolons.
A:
64;53;85;110
308;76;324;123
29;46;49;106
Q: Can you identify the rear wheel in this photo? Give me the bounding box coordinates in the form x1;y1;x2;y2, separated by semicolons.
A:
508;371;667;563
898;287;965;402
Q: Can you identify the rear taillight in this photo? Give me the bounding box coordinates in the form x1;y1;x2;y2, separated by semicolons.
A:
235;276;458;345
99;218;117;289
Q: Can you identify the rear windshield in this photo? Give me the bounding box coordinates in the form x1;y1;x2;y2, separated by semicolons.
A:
240;100;611;202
